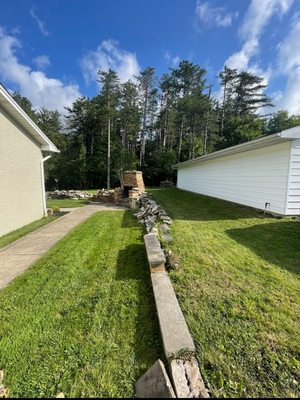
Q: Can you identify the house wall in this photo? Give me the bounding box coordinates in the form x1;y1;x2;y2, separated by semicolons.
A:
177;142;292;215
0;107;44;237
286;139;300;215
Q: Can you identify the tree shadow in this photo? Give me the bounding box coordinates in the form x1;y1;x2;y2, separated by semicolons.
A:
115;241;164;378
149;188;271;221
227;221;300;275
120;210;142;228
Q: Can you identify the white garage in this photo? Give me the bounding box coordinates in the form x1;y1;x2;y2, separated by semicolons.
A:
175;127;300;216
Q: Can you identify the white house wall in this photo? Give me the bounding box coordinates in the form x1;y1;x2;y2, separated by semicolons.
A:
0;107;44;237
177;142;291;215
286;139;300;215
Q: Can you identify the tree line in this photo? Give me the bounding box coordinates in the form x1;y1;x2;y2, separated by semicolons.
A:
12;62;300;189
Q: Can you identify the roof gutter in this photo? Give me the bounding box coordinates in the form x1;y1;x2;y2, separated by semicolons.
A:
173;128;300;169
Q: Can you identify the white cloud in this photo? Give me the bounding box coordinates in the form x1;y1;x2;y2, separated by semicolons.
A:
164;51;180;67
276;17;300;113
30;8;49;36
195;0;239;28
225;0;294;70
81;39;140;84
278;17;300;74
32;55;50;70
0;27;81;113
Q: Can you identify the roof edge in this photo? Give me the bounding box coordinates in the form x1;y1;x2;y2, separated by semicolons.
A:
174;127;300;169
0;84;59;153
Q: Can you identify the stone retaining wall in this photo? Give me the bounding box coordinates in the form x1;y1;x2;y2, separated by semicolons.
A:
135;193;209;398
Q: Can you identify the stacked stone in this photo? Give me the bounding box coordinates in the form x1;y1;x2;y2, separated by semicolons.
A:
123;170;145;193
160;180;174;188
135;194;210;399
90;189;115;203
47;190;92;200
134;194;173;242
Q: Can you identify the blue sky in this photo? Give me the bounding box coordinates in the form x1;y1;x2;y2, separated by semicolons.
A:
0;0;300;114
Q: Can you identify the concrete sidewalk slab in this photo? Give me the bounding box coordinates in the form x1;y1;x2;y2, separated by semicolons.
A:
0;204;125;290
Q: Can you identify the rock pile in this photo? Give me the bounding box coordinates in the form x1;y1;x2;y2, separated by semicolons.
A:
134;194;173;242
47;190;92;200
160;180;174;188
90;189;115;203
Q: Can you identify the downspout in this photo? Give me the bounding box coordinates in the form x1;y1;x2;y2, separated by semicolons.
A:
41;155;51;217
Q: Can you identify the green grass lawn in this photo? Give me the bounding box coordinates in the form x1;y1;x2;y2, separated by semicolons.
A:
0;211;162;398
46;198;90;209
150;188;300;398
0;216;57;249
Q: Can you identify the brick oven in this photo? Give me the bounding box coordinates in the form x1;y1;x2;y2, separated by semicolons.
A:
114;171;145;208
122;171;145;193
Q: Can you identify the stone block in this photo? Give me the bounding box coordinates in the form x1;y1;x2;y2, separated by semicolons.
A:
170;357;209;398
144;233;166;272
162;233;173;242
151;272;195;358
135;359;176;398
160;223;170;233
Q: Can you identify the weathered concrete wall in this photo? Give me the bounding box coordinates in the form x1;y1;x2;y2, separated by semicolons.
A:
0;107;44;237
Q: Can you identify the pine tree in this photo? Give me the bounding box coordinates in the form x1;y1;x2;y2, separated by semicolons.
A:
97;69;120;188
136;67;157;167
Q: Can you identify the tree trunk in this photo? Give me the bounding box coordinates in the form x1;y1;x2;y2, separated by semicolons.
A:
220;82;226;137
107;116;111;189
140;88;148;167
177;119;184;161
204;86;212;154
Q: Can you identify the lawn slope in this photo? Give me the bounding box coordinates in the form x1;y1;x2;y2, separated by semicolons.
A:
150;188;300;398
0;211;162;398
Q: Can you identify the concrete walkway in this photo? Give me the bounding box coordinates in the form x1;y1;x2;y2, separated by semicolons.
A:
0;204;126;290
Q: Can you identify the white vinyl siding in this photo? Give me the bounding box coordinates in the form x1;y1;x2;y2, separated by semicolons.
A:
177;142;291;215
286;139;300;215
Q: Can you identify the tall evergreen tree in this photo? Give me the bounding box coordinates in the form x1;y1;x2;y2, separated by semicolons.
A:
12;91;38;122
97;69;120;188
136;67;157;167
217;68;274;148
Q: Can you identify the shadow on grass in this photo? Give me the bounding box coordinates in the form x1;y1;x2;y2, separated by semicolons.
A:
227;221;300;275
121;210;142;228
115;213;164;374
149;188;268;221
115;244;147;281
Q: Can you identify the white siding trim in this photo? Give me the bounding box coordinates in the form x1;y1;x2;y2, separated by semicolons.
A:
286;139;300;215
177;142;291;215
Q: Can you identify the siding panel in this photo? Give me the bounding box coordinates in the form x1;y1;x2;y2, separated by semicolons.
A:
287;139;300;215
177;142;291;215
0;107;44;237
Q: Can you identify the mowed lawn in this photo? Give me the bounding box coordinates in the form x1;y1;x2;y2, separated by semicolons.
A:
46;189;99;209
150;188;300;398
0;216;57;249
0;211;162;398
46;198;90;209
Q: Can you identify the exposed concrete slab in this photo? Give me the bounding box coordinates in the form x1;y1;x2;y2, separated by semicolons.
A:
151;272;195;358
135;359;175;398
144;233;166;272
0;204;125;290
